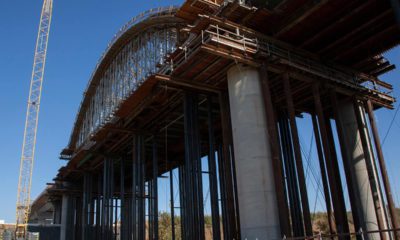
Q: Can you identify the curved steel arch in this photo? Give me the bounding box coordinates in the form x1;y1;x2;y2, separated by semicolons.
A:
68;6;182;150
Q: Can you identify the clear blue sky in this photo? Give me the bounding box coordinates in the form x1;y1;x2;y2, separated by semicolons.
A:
0;0;399;224
0;0;183;223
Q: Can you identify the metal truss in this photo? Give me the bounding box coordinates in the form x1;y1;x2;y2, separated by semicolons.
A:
16;0;53;238
70;7;179;149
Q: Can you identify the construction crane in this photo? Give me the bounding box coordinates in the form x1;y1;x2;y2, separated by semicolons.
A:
15;0;53;238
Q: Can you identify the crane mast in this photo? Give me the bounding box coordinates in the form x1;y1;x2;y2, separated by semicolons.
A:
15;0;53;238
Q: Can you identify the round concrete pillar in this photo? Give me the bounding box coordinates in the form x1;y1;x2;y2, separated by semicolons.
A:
227;64;281;239
60;194;70;240
338;102;380;239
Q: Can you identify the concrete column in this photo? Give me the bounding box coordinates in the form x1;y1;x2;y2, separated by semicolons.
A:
227;64;281;239
60;194;74;240
338;102;380;239
52;199;62;224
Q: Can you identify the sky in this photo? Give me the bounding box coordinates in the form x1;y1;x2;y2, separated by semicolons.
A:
0;0;399;224
0;0;183;223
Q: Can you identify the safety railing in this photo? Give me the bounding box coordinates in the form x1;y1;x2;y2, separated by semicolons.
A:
199;23;393;96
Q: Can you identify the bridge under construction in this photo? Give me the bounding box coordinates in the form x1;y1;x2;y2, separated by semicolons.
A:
32;0;400;239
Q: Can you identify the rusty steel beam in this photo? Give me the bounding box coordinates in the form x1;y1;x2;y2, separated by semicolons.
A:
207;95;221;240
283;73;313;237
319;9;393;55
278;113;304;237
120;158;126;240
330;91;370;240
179;165;187;240
313;85;350;240
300;0;376;48
276;0;329;37
183;93;204;239
311;114;336;235
170;169;176;240
218;92;240;240
366;100;400;240
259;63;291;237
132;136;138;240
138;136;145;240
96;175;102;239
353;99;387;240
334;24;399;61
154;74;222;94
82;172;93;240
152;138;159;240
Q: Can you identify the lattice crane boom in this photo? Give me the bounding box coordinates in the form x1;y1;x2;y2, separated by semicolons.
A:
15;0;53;238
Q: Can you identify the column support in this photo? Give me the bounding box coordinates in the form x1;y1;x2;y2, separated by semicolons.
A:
227;64;281;239
283;73;312;237
151;137;159;240
331;92;379;239
311;114;335;235
353;99;386;240
120;157;126;240
260;63;291;238
219;91;240;240
207;95;221;240
313;85;350;239
82;172;93;240
278;113;304;237
60;193;73;240
366;100;400;240
182;92;204;240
